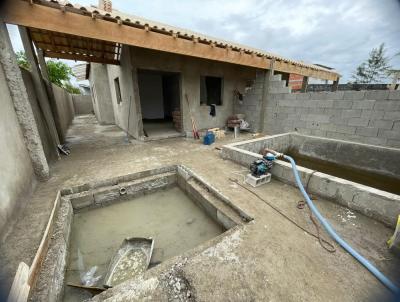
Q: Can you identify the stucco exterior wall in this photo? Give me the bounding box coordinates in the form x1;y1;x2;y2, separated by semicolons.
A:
51;83;75;142
89;63;115;125
0;64;36;234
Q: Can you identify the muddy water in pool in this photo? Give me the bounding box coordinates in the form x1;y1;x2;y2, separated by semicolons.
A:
284;151;400;195
64;186;224;301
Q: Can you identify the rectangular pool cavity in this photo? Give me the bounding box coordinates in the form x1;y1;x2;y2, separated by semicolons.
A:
30;165;252;302
222;132;400;228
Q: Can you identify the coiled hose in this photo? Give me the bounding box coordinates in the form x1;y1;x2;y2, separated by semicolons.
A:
283;154;399;295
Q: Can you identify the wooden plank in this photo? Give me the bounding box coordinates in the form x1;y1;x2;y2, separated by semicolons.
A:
44;50;120;64
7;262;30;302
27;191;61;288
3;1;339;81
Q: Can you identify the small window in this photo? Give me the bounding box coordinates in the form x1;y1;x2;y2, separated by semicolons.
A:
200;76;223;106
114;77;122;104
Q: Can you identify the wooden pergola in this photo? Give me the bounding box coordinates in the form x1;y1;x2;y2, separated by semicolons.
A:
2;0;340;81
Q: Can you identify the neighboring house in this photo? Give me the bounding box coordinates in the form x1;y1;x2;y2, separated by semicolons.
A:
4;0;339;140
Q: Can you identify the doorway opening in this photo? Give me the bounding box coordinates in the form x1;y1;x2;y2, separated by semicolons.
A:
138;69;182;139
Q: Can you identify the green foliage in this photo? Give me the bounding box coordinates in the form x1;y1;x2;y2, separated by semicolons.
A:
64;83;81;94
46;60;73;86
352;43;391;84
16;51;31;70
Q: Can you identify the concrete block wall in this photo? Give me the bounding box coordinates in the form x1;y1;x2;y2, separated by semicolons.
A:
235;73;290;132
237;74;400;148
72;95;93;115
264;90;400;148
51;84;75;142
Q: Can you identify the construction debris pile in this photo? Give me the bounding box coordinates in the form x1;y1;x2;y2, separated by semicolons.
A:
226;114;250;130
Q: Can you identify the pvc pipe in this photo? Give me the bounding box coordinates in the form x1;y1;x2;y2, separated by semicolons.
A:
283;154;399;295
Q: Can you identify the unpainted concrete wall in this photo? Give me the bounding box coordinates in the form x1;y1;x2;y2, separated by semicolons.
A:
130;47;257;135
107;45;143;138
237;74;400;148
89;63;115;125
51;83;75;142
72;94;93;115
0;64;36;234
101;46;257;138
20;68;57;162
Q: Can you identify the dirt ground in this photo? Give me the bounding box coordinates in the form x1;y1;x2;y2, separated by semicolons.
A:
1;114;399;301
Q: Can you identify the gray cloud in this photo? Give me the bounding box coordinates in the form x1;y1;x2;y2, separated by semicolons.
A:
8;0;400;82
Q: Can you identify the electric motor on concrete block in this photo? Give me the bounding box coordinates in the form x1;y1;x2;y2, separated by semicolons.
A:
250;160;268;177
250;153;275;178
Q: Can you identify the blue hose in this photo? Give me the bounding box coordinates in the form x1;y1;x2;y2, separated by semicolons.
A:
283;154;399;295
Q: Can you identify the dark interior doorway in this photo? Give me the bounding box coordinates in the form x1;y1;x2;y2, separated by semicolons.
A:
137;69;181;138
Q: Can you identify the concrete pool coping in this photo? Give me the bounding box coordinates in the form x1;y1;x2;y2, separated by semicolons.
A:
30;165;253;301
221;132;400;228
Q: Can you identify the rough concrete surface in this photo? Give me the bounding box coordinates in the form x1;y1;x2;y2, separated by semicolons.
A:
0;114;399;301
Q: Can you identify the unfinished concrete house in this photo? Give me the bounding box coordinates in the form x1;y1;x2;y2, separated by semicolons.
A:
0;0;399;301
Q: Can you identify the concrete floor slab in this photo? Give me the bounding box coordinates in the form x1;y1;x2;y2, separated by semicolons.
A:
0;115;398;301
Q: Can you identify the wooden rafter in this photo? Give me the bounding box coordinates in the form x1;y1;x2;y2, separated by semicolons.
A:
3;0;339;80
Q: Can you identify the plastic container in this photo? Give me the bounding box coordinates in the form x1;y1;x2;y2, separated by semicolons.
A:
203;131;215;145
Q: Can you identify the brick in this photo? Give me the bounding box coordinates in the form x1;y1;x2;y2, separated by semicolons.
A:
329;116;349;125
342;109;362;118
352;100;375;109
368;119;394;129
393;121;400;130
319;123;337;132
378;129;400;140
373;101;400;111
355;127;378;137
364;90;389;100
333;100;353;109
293;120;307;129
348;118;369;127
336;125;356;134
343;91;366;100
383;111;400;120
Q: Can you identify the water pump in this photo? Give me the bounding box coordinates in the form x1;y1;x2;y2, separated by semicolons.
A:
249;153;275;177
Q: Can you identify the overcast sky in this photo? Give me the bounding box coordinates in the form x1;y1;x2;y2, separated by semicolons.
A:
8;0;400;83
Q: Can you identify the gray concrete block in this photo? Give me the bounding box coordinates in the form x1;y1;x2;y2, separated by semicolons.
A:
368;119;394;130
330;116;349;125
302;114;330;123
283;93;296;100
342;109;362;118
343;91;366;100
324;91;345;100
393;121;400;130
311;129;327;137
383;111;400;120
378;129;400;140
374;101;400;111
296;93;310;100
336;125;356;134
352;100;375;109
365;90;389;100
348;118;369;127
361;136;387;146
316;100;334;108
388;90;400;100
361;110;384;119
333;100;353;109
387;139;400;148
355;127;378;137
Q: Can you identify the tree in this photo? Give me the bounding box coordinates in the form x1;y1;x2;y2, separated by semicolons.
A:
15;51;81;94
352;43;391;84
16;51;30;70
